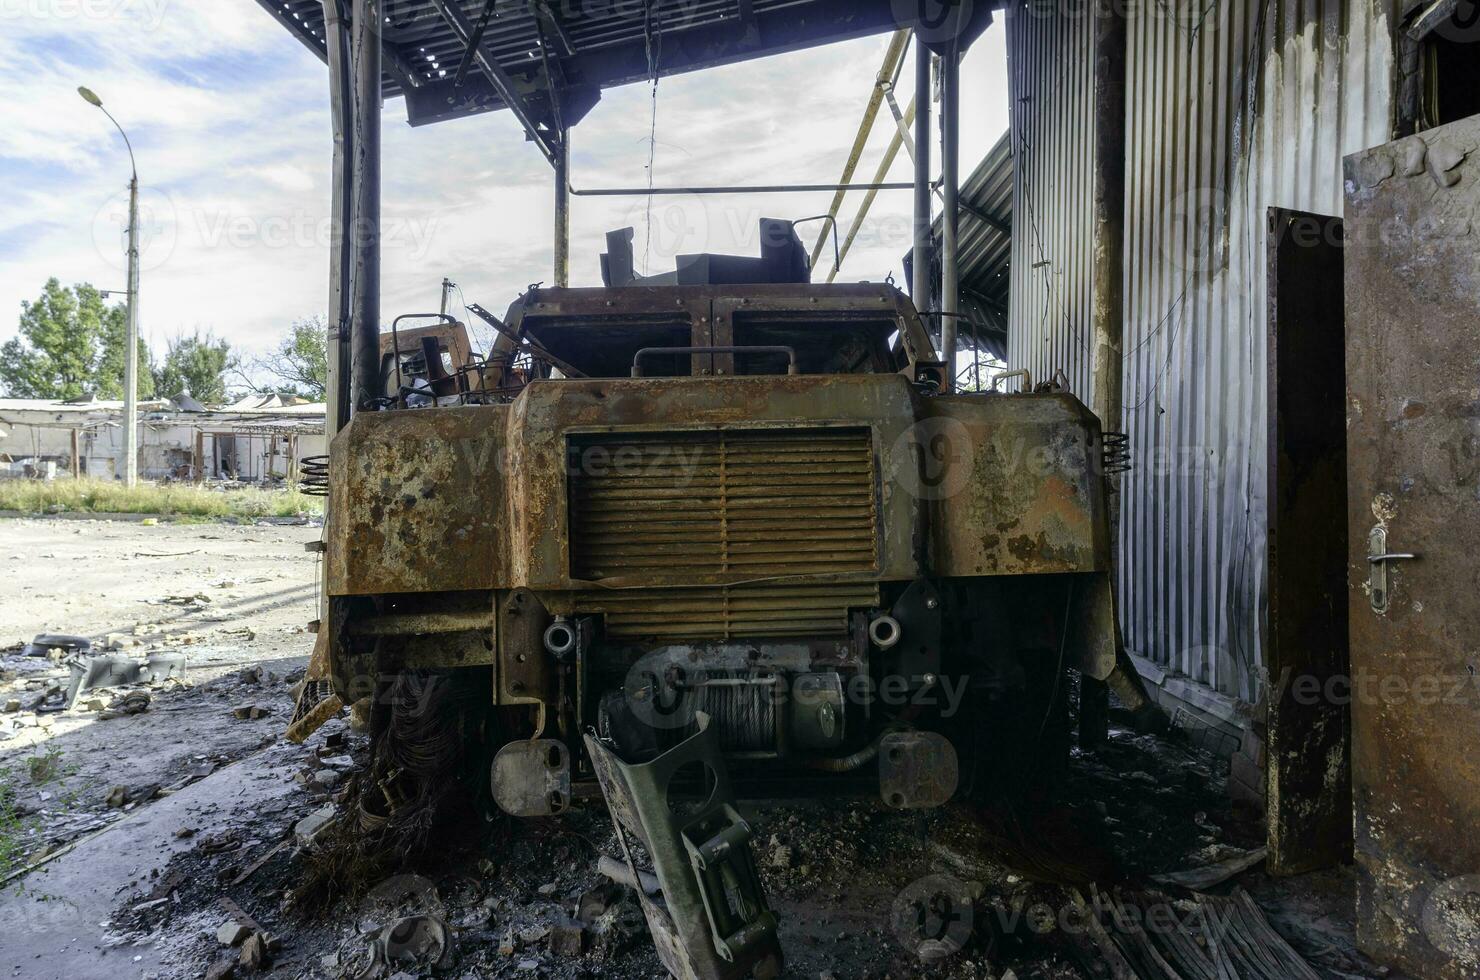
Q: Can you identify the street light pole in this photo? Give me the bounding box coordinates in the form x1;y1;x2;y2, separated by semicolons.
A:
79;86;141;487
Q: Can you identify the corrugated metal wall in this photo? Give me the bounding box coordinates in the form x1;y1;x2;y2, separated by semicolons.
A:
1006;0;1396;700
1006;1;1098;398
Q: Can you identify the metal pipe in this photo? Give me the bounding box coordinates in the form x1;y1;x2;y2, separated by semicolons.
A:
322;0;354;436
631;346;799;377
78;89;141;485
1086;0;1134;751
596;855;660;897
911;36;933;312
348;611;496;637
349;0;382;416
568;181;916;197
1091;0;1128;446
940;41;961;392
123;175;140;486
992;369;1033;393
554;130;571;287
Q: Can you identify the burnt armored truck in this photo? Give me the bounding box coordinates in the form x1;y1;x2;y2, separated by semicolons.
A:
310;226;1121;978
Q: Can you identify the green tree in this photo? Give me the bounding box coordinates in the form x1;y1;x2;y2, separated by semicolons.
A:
255;316;328;399
0;279;154;400
95;304;156;401
153;330;233;403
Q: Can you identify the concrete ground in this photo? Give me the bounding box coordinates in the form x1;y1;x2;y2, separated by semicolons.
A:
0;518;1394;980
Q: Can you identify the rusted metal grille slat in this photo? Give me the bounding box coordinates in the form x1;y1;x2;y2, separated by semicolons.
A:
569;428;879;639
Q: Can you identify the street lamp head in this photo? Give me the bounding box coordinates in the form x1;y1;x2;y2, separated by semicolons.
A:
77;86;103;107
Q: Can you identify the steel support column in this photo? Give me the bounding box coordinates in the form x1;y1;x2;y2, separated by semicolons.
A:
1091;0;1126;439
348;0;382;415
323;0;354;435
940;41;961;391
910;36;933;317
123;175;140;485
554;129;571;288
1085;0;1165;744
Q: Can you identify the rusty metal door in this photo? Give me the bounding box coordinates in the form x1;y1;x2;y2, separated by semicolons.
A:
1265;208;1351;876
1344;117;1480;979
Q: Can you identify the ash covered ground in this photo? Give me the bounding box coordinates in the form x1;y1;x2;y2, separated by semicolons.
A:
0;518;1395;980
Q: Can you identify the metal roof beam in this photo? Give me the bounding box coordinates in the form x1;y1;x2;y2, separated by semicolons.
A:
255;0;423;95
960;199;1010;237
428;0;560;163
566;1;905;95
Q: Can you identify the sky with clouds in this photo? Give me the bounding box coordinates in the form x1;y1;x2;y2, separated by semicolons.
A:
0;0;1008;362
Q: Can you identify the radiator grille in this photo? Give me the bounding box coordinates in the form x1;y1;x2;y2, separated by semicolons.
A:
568;428;879;583
576;583;881;640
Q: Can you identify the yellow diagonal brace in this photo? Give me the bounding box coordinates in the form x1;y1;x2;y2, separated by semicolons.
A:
829;95;917;284
808;29;911;269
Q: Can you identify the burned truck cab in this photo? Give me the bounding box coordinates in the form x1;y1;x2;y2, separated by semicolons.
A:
323;276;1120;813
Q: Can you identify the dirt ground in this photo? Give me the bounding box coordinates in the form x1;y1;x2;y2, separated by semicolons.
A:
0;518;1397;980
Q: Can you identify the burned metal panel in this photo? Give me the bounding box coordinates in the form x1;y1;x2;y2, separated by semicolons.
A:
327;405;510;595
1007;0;1396;699
1345;117;1480;980
568;428;879;581
928;393;1110;577
509;373;925;590
508;282;940;382
1265;207;1351;876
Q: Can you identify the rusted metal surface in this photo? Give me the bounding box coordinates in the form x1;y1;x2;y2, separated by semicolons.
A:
567;428;878;581
327;284;1120;788
878;731;959;810
1265;208;1351;876
510;283;943;385
328;405;508;595
491;739;571;817
497;589;553;708
347;610;495;637
513;373;924;589
928;393;1110;576
330;380;1111;649
573;583;881;642
1345;117;1480;979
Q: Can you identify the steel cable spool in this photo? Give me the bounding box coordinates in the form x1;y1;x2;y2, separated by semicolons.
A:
692;672;778;753
300;455;331;496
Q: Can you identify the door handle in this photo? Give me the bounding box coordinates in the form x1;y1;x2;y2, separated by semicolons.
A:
1368;526;1420;614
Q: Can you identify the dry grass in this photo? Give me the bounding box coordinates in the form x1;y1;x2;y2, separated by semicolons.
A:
0;477;322;520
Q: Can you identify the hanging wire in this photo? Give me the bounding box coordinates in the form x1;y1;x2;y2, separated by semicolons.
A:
641;4;663;277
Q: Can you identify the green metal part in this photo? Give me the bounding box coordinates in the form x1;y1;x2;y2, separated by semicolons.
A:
584;713;783;980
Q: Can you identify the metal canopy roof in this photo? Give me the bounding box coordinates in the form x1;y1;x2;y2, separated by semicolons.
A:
904;131;1011;359
952;130;1011;356
255;1;979;129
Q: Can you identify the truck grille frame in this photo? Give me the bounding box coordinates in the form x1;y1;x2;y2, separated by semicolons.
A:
567;427;881;639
